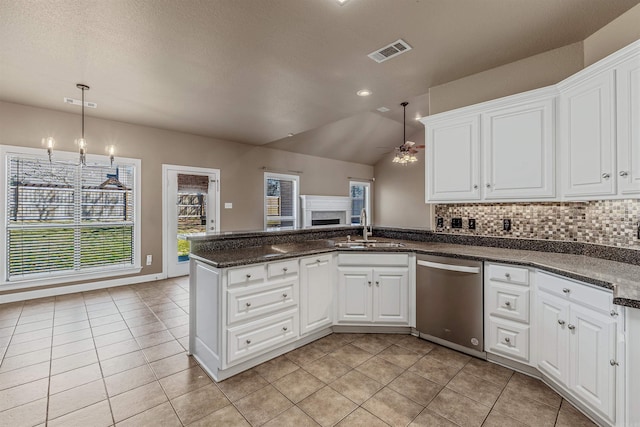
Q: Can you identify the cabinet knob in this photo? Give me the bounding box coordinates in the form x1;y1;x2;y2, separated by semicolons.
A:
375;281;380;286
505;273;511;279
246;339;251;344
282;293;288;298
504;301;511;307
282;326;288;331
610;359;619;366
504;337;511;344
246;302;251;307
473;185;478;189
610;310;618;317
602;173;611;179
316;259;322;263
562;288;570;294
283;267;288;272
620;171;629;177
246;274;252;279
558;319;565;326
486;183;491;188
568;324;575;330
368;281;372;286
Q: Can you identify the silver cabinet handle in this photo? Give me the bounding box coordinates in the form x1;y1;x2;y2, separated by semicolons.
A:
504;337;511;344
505;273;511;279
246;302;251;307
620;171;629;177
558;319;565;325
504;301;511;307
246;274;252;279
602;173;611;179
610;359;619;366
283;267;288;272
282;326;288;331
562;288;570;294
282;293;288;298
568;324;575;330
610;310;618;317
246;339;251;344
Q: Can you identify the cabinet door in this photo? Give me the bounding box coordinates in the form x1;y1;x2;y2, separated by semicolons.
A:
616;54;640;194
560;70;616;197
569;303;617;422
300;255;333;335
536;290;570;384
373;267;408;324
337;267;372;323
483;99;555;199
426;115;481;202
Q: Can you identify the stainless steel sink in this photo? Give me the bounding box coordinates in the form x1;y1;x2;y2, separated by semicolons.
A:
334;241;405;249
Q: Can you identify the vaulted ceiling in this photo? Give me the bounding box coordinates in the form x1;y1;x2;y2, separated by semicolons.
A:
1;0;638;165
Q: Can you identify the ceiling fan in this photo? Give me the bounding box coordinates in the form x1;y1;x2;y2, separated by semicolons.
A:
392;102;424;164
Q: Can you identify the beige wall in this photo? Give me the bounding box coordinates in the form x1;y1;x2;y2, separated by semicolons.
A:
0;101;372;284
429;42;584;114
584;3;640;66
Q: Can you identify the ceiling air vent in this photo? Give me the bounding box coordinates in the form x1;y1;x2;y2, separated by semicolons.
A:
368;39;412;63
64;97;97;108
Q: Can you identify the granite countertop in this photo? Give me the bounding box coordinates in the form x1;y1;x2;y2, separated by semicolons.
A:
191;237;640;309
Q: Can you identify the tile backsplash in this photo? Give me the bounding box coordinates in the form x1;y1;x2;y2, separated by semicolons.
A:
434;200;640;249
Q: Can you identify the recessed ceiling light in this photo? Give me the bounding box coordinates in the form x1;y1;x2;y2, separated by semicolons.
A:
415;115;422;120
377;107;390;112
336;0;349;5
287;133;294;137
357;89;372;97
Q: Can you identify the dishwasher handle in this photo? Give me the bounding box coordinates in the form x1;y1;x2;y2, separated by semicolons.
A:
417;259;481;274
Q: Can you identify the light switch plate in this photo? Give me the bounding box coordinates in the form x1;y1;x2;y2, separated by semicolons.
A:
224;203;233;209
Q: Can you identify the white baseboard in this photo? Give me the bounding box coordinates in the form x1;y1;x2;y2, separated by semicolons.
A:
0;272;168;303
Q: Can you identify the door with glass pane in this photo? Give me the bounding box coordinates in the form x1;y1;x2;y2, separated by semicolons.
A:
165;166;219;278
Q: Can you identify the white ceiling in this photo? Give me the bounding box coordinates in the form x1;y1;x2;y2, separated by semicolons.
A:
0;0;638;165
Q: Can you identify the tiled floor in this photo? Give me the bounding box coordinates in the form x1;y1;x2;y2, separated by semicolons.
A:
0;278;598;427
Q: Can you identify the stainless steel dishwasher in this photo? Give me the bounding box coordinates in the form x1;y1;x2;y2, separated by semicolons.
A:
416;254;485;358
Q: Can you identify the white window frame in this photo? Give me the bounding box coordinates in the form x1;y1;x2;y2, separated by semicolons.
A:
0;145;142;290
349;180;372;225
264;172;299;230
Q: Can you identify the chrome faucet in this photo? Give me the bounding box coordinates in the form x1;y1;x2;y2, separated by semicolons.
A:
360;208;372;241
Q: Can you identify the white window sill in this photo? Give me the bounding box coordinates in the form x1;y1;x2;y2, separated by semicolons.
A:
1;266;143;291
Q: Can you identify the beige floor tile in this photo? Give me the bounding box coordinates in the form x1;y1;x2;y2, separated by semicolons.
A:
52;338;95;359
254;355;300;383
48;379;107;420
120;308;153;320
263;406;319;427
355;355;404;384
100;350;147;377
142;340;184;362
335;407;389;427
94;328;134;348
460;357;513;387
48;399;113;427
388;371;442;406
273;368;324;403
159;365;212;399
217;368;270;402
285;343;327;366
491;394;558;427
376;344;422;369
427;388;491;427
0;360;49;390
105;364;157;397
362;387;424;426
10;327;52;344
17;312;54;325
0;377;49;412
446;369;504;407
0;348;50;373
110;381;169;423
555;400;597;427
91;320;128;337
161;315;190;329
14;319;53;335
187;404;250;427
136;329;176;349
126;316;162;332
310;334;347;354
52;327;92;346
426;345;471;369
409;354;463;386
329;343;373;368
409;408;458;426
116;401;181;427
49;362;102;394
97;338;140;361
298;386;357;426
169;324;189;339
0;397;47;427
392;335;436;356
53;319;90;335
4;336;51;358
149;352;198;379
172;384;232;425
304;355;352;384
482;410;527;427
235;384;293;426
503;373;562;410
90;313;124;328
351;335;392;354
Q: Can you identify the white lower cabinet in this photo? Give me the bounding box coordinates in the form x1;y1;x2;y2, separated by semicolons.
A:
299;254;333;335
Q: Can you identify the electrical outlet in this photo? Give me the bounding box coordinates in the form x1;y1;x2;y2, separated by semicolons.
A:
436;217;444;228
468;218;476;230
452;218;463;229
146;255;152;266
503;219;512;232
224;202;233;209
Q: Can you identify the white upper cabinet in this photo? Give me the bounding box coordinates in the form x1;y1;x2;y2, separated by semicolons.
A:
425;115;481;202
559;70;616;197
482;98;555;199
616;52;640;195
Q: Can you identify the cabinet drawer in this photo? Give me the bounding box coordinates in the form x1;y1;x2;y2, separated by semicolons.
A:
228;264;266;287
487;264;529;286
487;317;530;363
267;259;299;279
337;253;409;266
227;309;298;364
487;282;530;323
227;280;297;325
537;271;613;314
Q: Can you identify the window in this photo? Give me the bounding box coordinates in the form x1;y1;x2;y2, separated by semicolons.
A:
1;145;141;286
350;181;371;225
264;172;299;230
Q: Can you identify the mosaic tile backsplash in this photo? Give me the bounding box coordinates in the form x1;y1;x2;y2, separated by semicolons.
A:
434;200;640;249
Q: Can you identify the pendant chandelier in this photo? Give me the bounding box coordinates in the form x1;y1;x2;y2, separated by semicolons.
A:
44;83;115;166
392;101;419;165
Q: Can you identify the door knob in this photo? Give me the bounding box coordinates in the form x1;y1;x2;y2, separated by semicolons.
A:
558;319;565;325
568;324;575;330
620;171;629;177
